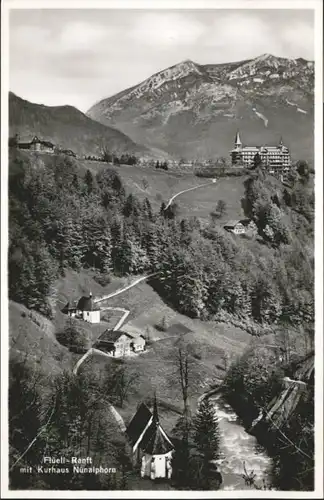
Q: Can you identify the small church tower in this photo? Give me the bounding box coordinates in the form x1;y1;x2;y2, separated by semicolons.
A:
126;394;174;480
230;130;243;165
234;130;242;149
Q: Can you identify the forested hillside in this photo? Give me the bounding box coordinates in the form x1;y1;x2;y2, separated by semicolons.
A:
9;149;314;331
8;149;314;490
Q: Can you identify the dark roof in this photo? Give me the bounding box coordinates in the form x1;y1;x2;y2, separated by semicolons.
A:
39;140;55;148
31;136;54;146
94;342;115;353
61;299;78;313
18;137;55;149
132;335;146;343
98;329;132;343
126;403;152;446
140;421;174;454
239;218;253;227
166;323;192;336
224;220;242;228
126;399;174;454
77;295;100;311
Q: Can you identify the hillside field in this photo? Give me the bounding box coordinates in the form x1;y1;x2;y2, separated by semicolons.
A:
75;158;247;223
13;151;247;224
69;274;253;436
10;266;254;438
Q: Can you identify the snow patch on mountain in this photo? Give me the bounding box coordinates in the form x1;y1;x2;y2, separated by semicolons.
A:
252;107;268;127
297;107;307;114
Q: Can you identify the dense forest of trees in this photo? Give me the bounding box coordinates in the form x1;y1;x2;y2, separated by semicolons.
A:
8;150;314;491
9;150;314;334
9;357;132;489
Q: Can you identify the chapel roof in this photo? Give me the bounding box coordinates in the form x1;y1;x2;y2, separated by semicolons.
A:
77;295;100;311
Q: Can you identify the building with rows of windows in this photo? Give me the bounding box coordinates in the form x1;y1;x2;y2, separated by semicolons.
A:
230;131;291;172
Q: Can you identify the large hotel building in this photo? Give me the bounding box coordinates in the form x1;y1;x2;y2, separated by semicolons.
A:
230;131;291;171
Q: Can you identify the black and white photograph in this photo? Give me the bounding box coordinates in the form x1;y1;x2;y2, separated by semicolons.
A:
1;0;323;497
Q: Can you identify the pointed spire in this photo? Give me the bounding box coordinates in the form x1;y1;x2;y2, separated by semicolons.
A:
152;392;159;424
235;130;242;147
279;136;283;147
89;290;92;298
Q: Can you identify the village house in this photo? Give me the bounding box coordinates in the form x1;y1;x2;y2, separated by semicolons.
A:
239;218;258;235
76;292;101;324
95;330;133;357
61;300;78;318
223;220;246;234
126;396;174;480
131;335;146;353
95;329;146;357
17;135;55;154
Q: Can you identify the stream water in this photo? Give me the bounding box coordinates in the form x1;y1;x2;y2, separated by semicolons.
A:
211;395;273;491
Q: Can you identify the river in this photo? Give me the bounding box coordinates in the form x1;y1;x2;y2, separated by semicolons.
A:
211;395;273;491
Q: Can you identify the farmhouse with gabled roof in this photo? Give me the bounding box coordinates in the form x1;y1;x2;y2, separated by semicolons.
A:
223;220;246;234
95;329;146;357
17;135;55;153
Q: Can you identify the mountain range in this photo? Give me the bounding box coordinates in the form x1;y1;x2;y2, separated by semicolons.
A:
87;54;314;162
9;92;151;158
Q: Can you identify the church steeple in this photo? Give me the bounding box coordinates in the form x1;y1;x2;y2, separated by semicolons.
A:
279;136;284;147
152;392;159;425
234;130;242;148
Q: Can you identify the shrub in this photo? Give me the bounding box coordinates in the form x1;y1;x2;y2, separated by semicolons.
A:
56;321;91;353
94;272;112;286
155;315;169;332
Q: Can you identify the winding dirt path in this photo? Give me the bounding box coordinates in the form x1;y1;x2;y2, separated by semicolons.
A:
164;179;217;210
73;274;158;375
94;273;158;304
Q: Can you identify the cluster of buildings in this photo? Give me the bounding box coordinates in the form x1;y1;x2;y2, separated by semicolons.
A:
63;292;101;324
230;131;291;175
94;329;146;357
11;134;76;157
62;292;146;357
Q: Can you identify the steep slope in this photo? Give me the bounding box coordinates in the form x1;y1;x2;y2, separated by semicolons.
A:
87;55;314;161
9;300;73;377
260;351;314;430
9;92;152;158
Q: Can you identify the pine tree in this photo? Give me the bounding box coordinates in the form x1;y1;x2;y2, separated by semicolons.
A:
192;398;221;489
171;414;194;489
160;201;166;215
142;197;153;220
84;169;94;195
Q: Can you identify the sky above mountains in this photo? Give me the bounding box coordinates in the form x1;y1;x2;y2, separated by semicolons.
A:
9;8;314;112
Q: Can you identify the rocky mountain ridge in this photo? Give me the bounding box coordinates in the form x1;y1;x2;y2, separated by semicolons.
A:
87;54;314;161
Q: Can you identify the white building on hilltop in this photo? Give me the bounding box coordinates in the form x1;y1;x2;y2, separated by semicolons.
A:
230;131;291;172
